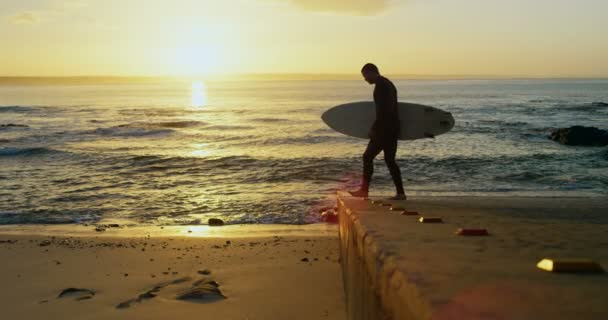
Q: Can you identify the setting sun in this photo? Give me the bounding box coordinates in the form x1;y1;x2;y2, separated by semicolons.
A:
170;44;222;75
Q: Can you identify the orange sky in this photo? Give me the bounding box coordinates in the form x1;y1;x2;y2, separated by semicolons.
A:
1;0;608;77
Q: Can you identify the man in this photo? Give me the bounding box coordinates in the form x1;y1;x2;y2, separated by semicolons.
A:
349;63;406;200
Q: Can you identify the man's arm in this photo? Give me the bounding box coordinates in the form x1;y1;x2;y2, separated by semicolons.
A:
369;80;392;138
375;79;394;113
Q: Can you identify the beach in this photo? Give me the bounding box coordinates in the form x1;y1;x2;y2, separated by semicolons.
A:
1;196;607;319
0;224;346;320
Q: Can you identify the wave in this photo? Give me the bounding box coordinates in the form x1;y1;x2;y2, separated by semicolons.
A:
249;118;290;123
477;120;528;127
250;135;355;145
205;125;256;130
495;171;545;182
554;102;608;112
0;106;36;113
118;154;354;183
150;121;207;128
0;123;29;130
91;126;174;137
88;120;208;137
0;147;60;156
0;209;101;224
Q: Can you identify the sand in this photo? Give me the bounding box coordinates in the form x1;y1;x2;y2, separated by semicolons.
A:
0;224;346;320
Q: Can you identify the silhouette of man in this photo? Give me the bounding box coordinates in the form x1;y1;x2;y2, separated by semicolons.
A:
349;63;406;200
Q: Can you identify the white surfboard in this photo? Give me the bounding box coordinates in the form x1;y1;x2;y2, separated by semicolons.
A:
321;101;455;140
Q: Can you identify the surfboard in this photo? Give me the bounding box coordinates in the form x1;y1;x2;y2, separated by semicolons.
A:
321;101;455;140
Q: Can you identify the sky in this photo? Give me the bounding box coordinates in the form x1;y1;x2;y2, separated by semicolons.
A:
1;0;608;77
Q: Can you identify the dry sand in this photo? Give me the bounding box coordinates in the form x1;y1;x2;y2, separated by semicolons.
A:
0;224;346;320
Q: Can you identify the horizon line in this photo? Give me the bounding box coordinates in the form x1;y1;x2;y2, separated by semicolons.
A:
1;73;608;82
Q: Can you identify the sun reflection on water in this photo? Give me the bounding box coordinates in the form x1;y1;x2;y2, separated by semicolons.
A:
191;81;207;107
191;143;212;157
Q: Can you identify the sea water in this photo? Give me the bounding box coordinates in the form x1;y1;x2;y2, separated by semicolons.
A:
1;78;607;225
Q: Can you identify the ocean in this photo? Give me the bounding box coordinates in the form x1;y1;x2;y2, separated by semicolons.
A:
1;78;607;225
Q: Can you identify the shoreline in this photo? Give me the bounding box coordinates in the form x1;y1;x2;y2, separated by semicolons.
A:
0;222;339;238
1;195;606;231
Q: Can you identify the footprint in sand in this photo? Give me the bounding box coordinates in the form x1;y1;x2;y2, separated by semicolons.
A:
116;275;225;309
58;288;96;301
176;278;225;303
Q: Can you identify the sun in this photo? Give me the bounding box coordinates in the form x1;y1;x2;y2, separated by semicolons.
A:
171;44;222;75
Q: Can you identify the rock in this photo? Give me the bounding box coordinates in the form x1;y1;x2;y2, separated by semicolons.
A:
591;102;608;107
549;126;608;146
208;218;224;226
301;257;309;262
39;240;51;247
95;226;106;232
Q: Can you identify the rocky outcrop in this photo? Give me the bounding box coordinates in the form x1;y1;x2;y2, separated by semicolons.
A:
549;126;608;146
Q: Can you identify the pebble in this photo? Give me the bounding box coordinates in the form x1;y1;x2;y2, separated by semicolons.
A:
39;240;51;247
197;269;211;275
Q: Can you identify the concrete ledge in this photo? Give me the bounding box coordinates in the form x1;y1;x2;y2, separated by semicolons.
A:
337;193;608;320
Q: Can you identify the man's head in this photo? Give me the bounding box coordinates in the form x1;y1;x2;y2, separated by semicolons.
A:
361;63;380;84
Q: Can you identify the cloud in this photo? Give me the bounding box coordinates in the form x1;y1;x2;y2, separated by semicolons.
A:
6;1;89;25
9;12;41;24
286;0;395;15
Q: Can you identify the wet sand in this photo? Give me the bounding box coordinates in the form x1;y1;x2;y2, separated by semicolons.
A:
0;224;346;320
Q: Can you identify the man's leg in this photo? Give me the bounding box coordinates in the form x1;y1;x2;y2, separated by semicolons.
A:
383;138;405;197
349;139;383;197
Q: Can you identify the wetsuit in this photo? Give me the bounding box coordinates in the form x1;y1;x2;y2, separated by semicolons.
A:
361;76;404;194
